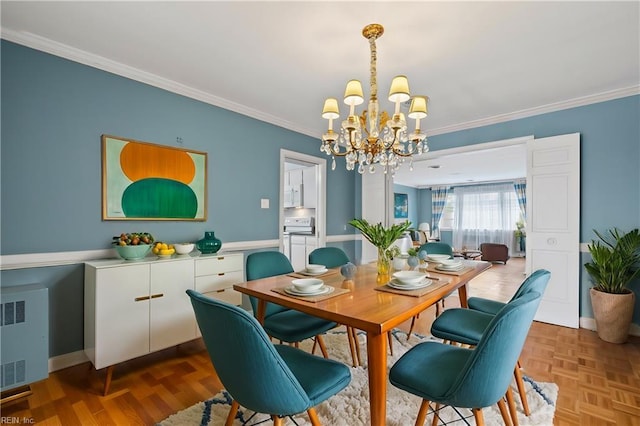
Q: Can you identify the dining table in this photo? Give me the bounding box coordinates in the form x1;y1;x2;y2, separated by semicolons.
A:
233;260;491;426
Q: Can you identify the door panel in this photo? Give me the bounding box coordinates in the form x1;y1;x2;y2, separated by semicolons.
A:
526;133;580;328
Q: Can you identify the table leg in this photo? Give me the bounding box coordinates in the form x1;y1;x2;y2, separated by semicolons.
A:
457;284;469;308
256;300;266;324
366;331;387;426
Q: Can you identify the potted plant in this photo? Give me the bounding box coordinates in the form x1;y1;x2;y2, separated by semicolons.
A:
349;218;412;280
584;228;640;343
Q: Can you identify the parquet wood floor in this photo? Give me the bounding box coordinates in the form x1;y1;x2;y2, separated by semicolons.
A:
2;258;639;425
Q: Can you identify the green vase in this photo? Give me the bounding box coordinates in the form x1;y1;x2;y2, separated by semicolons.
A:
196;231;222;254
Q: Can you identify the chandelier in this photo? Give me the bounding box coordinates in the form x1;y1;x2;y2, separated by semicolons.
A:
321;23;429;175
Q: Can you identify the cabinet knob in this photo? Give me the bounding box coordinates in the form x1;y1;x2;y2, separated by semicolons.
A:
150;293;164;299
134;296;150;302
218;272;225;276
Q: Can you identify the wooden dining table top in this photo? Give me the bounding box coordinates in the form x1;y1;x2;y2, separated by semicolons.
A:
233;260;492;335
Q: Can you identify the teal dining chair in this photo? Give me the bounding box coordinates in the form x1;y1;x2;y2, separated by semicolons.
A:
390;291;543;426
429;269;551;421
245;251;339;360
406;242;456;338
307;246;390;366
308;247;350;268
187;290;351;426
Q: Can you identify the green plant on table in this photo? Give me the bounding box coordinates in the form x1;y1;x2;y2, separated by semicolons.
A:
349;218;412;277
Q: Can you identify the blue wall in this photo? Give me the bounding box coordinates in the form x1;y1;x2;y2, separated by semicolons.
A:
2;40;639;359
418;95;640;323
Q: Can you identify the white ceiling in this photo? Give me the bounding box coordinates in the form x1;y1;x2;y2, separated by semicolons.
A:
2;1;638;187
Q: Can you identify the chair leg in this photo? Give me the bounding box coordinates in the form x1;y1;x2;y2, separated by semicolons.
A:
272;415;284;426
415;399;430;426
387;331;394;356
407;314;419;340
315;335;329;358
225;400;240;426
311;338;317;354
514;362;530;415
431;402;440;426
472;408;485;426
505;386;519;426
307;407;321;426
346;326;359;367
351;327;361;366
497;398;513;426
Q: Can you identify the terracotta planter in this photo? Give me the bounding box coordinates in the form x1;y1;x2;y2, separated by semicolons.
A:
590;288;635;343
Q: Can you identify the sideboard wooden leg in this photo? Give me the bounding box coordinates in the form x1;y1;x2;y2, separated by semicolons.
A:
103;365;114;396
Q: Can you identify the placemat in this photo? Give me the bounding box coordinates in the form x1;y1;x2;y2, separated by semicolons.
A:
272;285;350;303
375;277;451;297
287;269;340;279
422;263;474;276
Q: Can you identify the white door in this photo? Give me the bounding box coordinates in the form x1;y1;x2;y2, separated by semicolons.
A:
526;133;580;328
360;171;393;264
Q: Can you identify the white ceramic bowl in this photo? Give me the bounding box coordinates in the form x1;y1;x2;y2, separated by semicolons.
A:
174;243;195;255
392;271;427;285
291;278;324;293
427;254;451;262
439;258;462;267
306;264;325;272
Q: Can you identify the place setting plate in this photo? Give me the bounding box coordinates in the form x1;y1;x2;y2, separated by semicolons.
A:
387;278;433;291
283;278;334;297
284;285;334;297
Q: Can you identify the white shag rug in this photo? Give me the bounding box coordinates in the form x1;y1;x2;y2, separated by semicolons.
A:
160;330;557;426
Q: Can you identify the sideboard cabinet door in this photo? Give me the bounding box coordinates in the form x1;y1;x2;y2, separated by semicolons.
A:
149;260;196;352
91;263;150;369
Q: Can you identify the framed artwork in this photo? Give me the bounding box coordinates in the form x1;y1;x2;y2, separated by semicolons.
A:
394;193;408;219
102;135;207;221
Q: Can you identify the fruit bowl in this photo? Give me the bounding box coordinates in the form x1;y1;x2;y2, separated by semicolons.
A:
174;243;195;255
114;244;152;260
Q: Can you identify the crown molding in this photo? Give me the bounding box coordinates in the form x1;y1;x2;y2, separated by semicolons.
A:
1;30;317;138
3;30;637;139
427;85;640;137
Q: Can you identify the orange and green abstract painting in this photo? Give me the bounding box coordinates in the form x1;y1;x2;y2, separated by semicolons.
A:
102;135;207;220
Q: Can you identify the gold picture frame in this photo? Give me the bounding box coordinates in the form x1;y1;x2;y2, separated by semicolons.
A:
102;135;207;221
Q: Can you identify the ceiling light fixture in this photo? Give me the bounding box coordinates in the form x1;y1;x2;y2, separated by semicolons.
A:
321;23;429;175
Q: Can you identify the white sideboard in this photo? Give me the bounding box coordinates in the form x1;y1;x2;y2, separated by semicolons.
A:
84;252;244;394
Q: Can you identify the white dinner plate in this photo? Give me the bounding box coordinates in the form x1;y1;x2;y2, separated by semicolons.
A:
388;278;433;290
284;285;334;297
299;268;329;276
427;254;451;262
436;264;465;271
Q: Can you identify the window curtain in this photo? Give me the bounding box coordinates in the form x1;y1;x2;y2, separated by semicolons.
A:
513;179;526;219
452;183;520;253
431;186;449;239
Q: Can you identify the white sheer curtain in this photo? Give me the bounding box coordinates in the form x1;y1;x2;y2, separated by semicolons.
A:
452;183;521;253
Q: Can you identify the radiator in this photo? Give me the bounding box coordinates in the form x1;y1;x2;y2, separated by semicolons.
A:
1;284;49;393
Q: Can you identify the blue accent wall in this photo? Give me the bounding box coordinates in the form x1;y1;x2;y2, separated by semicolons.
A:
418;95;640;324
2;40;639;359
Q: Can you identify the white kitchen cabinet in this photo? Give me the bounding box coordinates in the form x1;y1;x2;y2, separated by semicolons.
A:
302;166;317;208
195;253;244;307
290;235;318;271
84;257;196;394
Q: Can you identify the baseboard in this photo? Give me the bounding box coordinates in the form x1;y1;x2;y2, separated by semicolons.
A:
580;317;640;337
48;350;88;372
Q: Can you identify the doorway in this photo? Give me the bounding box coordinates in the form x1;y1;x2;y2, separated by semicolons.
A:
279;150;326;270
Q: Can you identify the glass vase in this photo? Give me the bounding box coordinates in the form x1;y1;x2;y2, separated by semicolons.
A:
377;247;391;283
